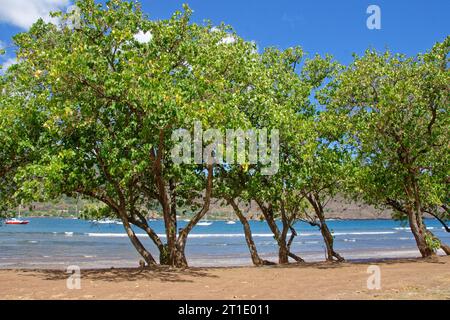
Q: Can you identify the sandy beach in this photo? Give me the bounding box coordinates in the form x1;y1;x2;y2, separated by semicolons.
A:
0;256;449;300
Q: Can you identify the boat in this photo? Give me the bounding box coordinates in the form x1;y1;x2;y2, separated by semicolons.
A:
5;204;29;225
197;221;213;226
93;218;119;224
5;218;29;225
197;213;213;226
226;220;236;225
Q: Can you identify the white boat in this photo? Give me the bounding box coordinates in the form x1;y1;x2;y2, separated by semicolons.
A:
226;220;236;225
94;218;119;224
197;221;213;226
197;213;213;226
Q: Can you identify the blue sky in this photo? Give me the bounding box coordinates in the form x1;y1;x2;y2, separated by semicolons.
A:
1;0;449;68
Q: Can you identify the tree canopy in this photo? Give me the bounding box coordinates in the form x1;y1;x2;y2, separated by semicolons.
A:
0;0;448;265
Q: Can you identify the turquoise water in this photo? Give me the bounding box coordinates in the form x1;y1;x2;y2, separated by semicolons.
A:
0;218;448;269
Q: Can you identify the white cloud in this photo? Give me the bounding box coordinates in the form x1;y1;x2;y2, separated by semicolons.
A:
219;35;236;45
134;31;153;44
0;0;70;29
3;57;16;68
210;27;237;45
0;57;17;73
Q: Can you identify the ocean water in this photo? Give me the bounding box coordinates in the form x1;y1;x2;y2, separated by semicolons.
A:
0;218;449;269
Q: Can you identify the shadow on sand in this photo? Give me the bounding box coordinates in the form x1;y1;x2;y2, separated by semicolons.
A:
18;265;218;283
13;256;446;283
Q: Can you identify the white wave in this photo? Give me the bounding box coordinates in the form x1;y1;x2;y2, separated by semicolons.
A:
65;232;74;236
86;233;135;237
332;231;395;236
86;232;275;238
85;230;398;239
394;227;434;230
189;233;244;238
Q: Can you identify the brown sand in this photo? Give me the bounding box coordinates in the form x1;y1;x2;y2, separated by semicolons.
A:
0;256;449;300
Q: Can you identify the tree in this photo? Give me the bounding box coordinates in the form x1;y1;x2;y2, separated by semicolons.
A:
0;53;46;217
294;55;348;262
328;38;450;257
10;0;260;267
239;46;309;264
215;166;274;266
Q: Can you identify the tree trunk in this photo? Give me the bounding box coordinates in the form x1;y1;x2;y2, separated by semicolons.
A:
151;133;179;266
278;244;289;264
440;243;450;255
129;211;167;264
256;201;290;264
286;226;305;262
172;241;189;268
306;194;344;262
407;208;435;258
319;221;344;262
408;173;436;258
279;205;291;264
172;165;214;268
119;214;156;266
228;198;270;266
426;230;450;255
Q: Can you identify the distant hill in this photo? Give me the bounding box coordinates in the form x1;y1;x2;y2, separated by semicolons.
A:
206;195;393;220
13;195;393;220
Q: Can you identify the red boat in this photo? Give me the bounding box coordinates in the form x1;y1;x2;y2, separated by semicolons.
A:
5;218;29;225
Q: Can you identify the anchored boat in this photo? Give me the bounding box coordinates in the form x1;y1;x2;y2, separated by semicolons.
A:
5;218;29;225
5;204;29;225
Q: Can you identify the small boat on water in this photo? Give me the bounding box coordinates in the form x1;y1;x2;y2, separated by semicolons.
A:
197;221;213;226
226;220;236;225
5;204;29;225
197;213;213;226
5;218;29;225
93;218;121;225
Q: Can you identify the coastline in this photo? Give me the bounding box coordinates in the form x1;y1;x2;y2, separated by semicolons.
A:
1;217;448;270
22;216;397;221
1;256;449;300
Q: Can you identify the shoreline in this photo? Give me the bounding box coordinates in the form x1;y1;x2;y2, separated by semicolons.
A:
7;216;406;221
0;248;437;270
0;255;441;271
1;255;449;300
